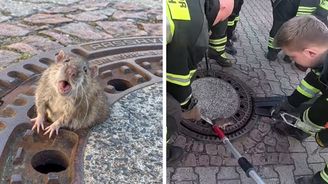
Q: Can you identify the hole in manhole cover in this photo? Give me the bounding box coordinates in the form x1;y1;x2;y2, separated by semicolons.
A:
108;79;132;92
31;150;68;174
179;68;258;142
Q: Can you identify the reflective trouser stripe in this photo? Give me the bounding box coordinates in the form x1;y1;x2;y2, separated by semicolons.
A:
221;53;227;59
235;16;240;21
167;70;196;86
180;94;192;106
297;6;317;11
268;36;276;49
299;108;325;135
209;36;227;53
228;21;234;26
296;6;316;16
321;166;328;183
209;45;225;52
296;80;320;98
209;37;227;44
228;16;240;27
296;12;312;16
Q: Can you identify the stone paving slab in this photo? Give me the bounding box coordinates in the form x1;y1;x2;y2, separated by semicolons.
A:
0;0;162;71
168;0;326;183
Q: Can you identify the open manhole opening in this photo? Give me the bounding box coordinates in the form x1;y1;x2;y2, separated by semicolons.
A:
31;150;68;174
108;79;133;92
179;69;258;142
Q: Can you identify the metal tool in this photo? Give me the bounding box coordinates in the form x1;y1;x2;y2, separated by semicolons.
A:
278;112;299;128
201;115;265;184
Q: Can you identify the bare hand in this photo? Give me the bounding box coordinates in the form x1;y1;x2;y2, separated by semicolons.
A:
44;120;61;138
31;115;45;133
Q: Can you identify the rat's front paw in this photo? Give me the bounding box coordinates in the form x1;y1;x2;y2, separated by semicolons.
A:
31;115;45;133
44;121;61;138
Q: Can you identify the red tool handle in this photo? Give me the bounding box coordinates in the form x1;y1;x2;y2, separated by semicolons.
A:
212;125;225;140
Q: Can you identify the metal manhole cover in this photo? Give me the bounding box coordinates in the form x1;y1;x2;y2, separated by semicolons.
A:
179;68;258;142
0;36;162;183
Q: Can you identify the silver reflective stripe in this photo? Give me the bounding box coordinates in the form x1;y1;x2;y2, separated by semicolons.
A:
296;109;325;135
298;82;317;97
180;94;192;106
167;75;191;85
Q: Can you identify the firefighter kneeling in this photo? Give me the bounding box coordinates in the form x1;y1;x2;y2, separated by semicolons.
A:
272;15;328;184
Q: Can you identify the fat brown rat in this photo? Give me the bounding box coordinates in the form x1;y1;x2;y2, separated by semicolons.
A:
31;50;109;138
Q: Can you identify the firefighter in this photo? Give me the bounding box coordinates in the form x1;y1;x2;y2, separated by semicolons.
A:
266;0;327;62
166;0;233;164
226;0;244;55
208;0;235;67
272;15;328;184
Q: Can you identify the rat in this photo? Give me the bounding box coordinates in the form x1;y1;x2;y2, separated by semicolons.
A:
31;50;109;138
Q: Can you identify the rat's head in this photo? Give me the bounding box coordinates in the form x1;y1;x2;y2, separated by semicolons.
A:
53;50;98;96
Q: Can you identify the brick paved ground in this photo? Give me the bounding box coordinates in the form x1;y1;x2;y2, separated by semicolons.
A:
0;0;161;70
0;0;162;183
167;0;327;183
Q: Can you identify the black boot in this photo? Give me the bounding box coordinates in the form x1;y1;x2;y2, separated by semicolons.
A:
296;172;326;184
230;30;238;42
295;176;314;184
272;121;311;141
266;49;280;61
208;48;233;67
226;40;237;56
167;144;184;166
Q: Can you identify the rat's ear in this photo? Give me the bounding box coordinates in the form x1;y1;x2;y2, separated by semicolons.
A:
55;50;65;63
90;65;98;78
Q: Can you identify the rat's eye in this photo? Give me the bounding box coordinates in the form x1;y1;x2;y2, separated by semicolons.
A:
83;66;88;73
64;59;70;63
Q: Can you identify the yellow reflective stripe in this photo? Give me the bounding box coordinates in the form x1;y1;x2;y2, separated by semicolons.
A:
268;39;276;48
298;6;317;11
167;0;190;20
209;37;227;45
296;12;312;16
320;0;328;10
303;108;325;130
166;2;175;44
228;21;234;26
321;169;328;183
235;16;240;21
301;80;320;93
166;70;196;86
297;86;314;98
180;94;192;105
209;45;225;52
221;53;227;59
269;37;274;41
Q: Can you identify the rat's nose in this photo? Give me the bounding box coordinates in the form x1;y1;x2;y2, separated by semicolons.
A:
67;66;77;78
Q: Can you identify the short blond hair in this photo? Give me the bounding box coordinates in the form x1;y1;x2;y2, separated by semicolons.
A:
274;15;328;51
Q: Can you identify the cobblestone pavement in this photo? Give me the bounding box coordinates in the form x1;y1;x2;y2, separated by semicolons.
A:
167;0;327;183
0;0;162;70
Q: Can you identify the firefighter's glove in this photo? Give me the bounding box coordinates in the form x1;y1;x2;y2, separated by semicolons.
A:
271;98;296;119
181;96;201;121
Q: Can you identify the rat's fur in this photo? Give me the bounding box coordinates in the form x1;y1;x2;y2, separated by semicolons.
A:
35;51;109;130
